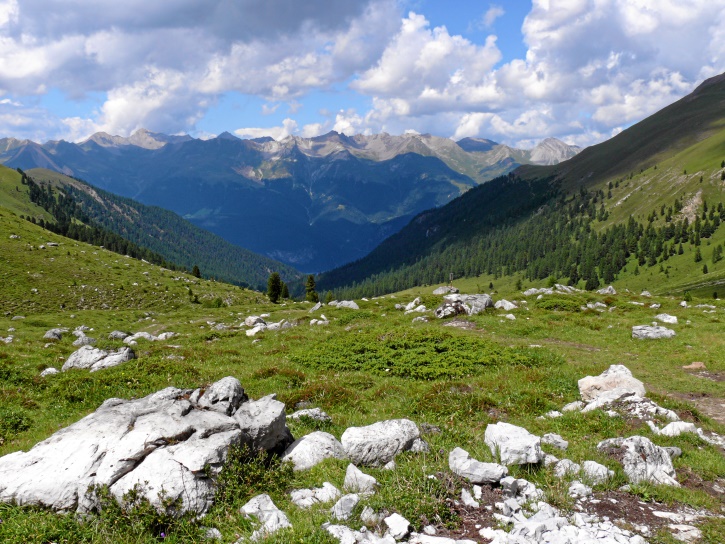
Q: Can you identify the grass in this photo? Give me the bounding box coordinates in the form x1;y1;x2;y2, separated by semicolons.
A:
1;211;724;542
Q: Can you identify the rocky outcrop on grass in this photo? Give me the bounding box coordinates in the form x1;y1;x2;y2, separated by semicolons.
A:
62;345;135;372
632;325;675;339
0;377;289;516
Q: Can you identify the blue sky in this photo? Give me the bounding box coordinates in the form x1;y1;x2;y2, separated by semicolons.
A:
1;1;724;148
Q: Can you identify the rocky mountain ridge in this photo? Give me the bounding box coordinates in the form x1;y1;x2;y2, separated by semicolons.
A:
0;130;579;272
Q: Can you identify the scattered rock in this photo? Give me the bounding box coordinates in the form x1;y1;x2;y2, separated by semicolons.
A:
43;328;66;340
384;512;411;540
494;299;518;311
336;300;360;310
282;431;346;471
108;330;129;340
244;316;266;327
598;435;678;486
62;345;135;372
330;493;360;520
341;419;425;466
344;464;378;494
632;325;675;339
288;407;332;423
233;394;292;452
290;482;340;508
553;459;581;478
597;285;617;295
432;286;459;295
240;494;291;541
569;480;593;498
541;433;568;450
434;300;468;319
448;447;508;484
581;460;614;485
484;422;544;465
308;302;323;313
40;367;59;377
578;364;646;403
654;313;678;324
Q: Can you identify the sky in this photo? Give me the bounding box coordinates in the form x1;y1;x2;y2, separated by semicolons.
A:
1;0;724;148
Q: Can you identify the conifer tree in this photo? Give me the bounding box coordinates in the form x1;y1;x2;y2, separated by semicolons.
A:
305;274;319;302
267;272;282;303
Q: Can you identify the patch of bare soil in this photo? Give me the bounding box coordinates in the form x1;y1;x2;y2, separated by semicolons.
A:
582;490;712;532
427;477;501;543
686;370;725;383
670;392;725;426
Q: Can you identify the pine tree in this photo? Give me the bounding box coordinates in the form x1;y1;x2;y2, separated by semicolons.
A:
305;275;319;303
192;265;201;278
703;264;709;274
267;272;282;303
281;282;290;299
694;247;702;262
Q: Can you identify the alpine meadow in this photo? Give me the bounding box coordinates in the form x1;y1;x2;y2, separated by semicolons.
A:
1;3;725;544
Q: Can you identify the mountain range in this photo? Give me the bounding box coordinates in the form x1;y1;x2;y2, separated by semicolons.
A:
0;130;579;272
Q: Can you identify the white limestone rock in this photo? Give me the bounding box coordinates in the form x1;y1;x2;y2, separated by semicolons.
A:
443;294;493;315
632;325;676;339
384;512;411;540
288;407;332;423
341;419;424;466
290;482;340;508
484;422;544;465
330;493;360;520
654;313;678;324
494;299;518;311
344;463;378;494
240;494;291;541
597;436;678;486
541;433;568;450
233;394;292;452
281;431;346;471
578;364;646;402
581;460;614;485
62;345;135;372
448;447;508;484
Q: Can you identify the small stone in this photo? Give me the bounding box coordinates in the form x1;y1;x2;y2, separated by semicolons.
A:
384;513;411;540
330;494;359;520
542;433;568;450
344;464;378;495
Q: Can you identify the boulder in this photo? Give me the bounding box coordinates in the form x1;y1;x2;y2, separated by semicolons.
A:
404;297;422;311
62;346;135;372
344;464;378;494
432;286;459;295
72;335;96;347
246;324;267;337
337;300;360;310
654;313;678;324
597;285;617;295
597;436;678;486
108;330;129;340
632;325;675;340
281;431;346;471
233;394;292;452
443;294;493;315
40;367;59;377
43;328;66;341
434;300;468;319
553;459;580;478
448;447;508;484
578;365;646;402
308;302;323;313
0;377;287;516
494;299;518;311
240;494;291;541
484;422;544;465
244;316;266;327
341;419;424;466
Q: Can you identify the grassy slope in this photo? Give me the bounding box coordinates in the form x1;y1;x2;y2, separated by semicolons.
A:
1;202;724;542
21;167;302;290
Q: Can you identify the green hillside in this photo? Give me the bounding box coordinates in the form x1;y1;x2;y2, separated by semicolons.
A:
319;73;725;298
12;167;302;291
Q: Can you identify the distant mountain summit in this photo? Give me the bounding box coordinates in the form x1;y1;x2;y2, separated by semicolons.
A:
0;128;582;271
82;128;193;150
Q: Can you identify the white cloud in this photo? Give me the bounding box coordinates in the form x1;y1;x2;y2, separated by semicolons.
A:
234;118;299;140
483;5;505;28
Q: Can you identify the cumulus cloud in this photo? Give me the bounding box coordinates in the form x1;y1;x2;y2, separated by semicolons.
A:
0;0;399;139
348;1;725;146
483;5;505;28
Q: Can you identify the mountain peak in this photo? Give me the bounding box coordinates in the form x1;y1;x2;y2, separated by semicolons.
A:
529;138;580;165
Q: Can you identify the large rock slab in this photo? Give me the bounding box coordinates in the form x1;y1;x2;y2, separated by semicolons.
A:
434;300;468;319
432;286;459;295
578;364;646;403
233;394;292;452
341;419;425;466
62;345;135;372
448;447;508;484
484;422;544;465
0;377;291;516
443;294;493;315
632;325;676;339
281;431;346;471
597;436;678;486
